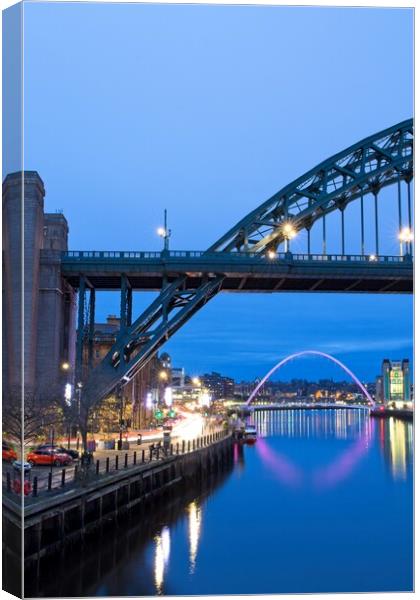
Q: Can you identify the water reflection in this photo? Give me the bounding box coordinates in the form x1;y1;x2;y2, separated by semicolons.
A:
188;501;202;574
154;527;170;594
254;410;374;490
27;410;412;597
254;407;366;439
381;417;413;481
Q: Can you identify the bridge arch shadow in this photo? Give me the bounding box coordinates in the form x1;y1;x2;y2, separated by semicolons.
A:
246;350;375;407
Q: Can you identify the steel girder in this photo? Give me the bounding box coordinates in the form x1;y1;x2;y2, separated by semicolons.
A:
81;119;413;406
82;275;224;406
207;119;413;254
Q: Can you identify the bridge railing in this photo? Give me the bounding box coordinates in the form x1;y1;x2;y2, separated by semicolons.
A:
62;250;410;263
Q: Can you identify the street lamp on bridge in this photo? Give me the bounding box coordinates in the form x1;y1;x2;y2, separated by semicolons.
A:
398;227;413;256
157;209;171;252
282;222;297;253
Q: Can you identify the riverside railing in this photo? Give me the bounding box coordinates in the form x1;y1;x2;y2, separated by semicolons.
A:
3;429;229;500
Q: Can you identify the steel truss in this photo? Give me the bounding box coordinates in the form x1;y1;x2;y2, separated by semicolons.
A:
80;119;413;406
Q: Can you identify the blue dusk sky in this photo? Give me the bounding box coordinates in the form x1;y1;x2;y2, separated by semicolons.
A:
12;3;414;382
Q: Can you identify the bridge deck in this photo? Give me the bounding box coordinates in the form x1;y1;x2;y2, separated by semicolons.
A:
60;251;413;293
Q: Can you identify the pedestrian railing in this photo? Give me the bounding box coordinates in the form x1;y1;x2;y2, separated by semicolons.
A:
62;250;411;264
3;428;230;500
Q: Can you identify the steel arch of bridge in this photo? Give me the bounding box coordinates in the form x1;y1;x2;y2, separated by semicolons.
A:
81;119;413;407
208;118;413;255
245;350;375;407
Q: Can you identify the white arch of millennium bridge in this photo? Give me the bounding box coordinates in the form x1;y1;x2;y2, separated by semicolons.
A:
246;350;375;408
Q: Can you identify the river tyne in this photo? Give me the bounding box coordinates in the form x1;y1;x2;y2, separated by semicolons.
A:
36;409;413;597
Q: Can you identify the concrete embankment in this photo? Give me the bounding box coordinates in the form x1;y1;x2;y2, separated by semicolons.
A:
2;433;234;598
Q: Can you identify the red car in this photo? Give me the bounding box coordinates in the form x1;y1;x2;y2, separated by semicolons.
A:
27;448;72;467
2;442;17;462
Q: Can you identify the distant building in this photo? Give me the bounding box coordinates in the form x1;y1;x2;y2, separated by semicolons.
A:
171;367;185;387
375;376;383;405
381;359;411;408
85;315;163;428
201;372;235;400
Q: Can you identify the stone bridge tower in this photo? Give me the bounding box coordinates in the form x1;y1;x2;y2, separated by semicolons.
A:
2;171;76;405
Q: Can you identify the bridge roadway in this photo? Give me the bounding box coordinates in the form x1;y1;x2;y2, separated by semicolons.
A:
60;250;412;293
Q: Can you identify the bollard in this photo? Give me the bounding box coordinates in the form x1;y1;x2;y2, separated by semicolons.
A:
124;453;128;468
6;472;11;492
61;469;66;487
48;472;52;491
142;449;145;463
187;440;190;452
133;451;137;465
176;442;179;455
192;440;195;451
96;460;100;475
106;457;110;473
170;443;173;456
32;476;38;497
115;456;119;470
74;464;78;479
149;448;153;462
182;440;185;454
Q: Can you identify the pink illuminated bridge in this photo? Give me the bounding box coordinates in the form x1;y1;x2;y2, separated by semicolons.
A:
246;350;375;408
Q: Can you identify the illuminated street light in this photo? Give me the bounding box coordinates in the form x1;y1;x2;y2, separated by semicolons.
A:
146;392;153;410
283;222;297;239
192;377;201;387
282;221;297;252
267;250;277;260
398;227;414;242
199;392;211;408
61;361;70;371
159;370;168;381
157;209;171;251
164;386;173;407
369;254;377;262
64;383;72;406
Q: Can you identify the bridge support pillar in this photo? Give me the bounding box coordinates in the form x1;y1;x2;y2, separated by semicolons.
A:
88;288;95;369
120;274;132;332
76;276;86;383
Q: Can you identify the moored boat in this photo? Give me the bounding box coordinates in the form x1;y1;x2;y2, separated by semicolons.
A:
243;425;257;445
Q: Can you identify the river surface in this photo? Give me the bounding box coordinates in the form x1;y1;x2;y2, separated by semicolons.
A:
37;409;413;596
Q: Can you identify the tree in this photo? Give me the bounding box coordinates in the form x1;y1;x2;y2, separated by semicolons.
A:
3;390;59;451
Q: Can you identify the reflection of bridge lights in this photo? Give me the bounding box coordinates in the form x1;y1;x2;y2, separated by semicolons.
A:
255;412;374;490
161;527;171;563
154;527;171;595
188;501;202;574
388;418;409;480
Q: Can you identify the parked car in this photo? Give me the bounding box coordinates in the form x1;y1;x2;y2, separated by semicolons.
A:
36;444;79;460
2;442;17;462
27;449;72;467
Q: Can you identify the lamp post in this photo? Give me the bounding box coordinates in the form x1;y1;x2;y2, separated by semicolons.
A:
75;382;83;451
282;222;297;253
157;209;171;252
398;227;413;256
